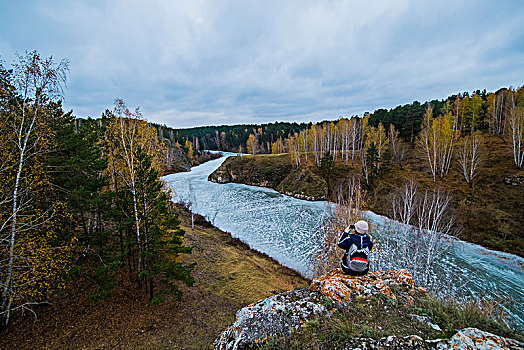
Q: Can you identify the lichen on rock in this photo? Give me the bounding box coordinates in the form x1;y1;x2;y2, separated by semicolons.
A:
214;288;329;350
310;268;427;305
435;328;524;349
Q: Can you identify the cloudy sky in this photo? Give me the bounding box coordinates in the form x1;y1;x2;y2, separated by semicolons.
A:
1;1;523;128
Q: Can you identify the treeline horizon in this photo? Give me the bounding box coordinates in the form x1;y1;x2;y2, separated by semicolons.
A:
133;85;521;154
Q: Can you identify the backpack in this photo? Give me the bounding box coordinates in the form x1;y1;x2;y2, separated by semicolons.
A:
346;237;370;272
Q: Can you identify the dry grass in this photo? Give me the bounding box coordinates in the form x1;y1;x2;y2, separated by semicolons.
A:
0;206;308;350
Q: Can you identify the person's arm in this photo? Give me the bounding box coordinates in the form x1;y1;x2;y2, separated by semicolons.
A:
337;226;353;249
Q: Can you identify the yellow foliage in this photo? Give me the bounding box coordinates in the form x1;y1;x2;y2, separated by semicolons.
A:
185;140;194;161
246;134;258;155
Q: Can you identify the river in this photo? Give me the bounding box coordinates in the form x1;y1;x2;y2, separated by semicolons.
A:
163;152;524;331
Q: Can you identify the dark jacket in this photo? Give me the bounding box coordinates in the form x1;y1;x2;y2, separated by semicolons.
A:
337;230;373;251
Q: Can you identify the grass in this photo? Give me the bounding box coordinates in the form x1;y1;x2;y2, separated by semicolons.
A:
0;206;308;350
257;287;522;349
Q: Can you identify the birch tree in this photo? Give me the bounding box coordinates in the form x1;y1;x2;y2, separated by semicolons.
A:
488;89;512;139
288;132;300;166
508;106;524;169
299;129;308;163
389;183;459;288
419;108;459;182
1;52;75;326
271;136;285;154
350;117;361;165
246;133;258;156
104;99;165;286
391;178;418;226
457;133;483;188
103;100;192;298
310;124;322;165
388;123;408;169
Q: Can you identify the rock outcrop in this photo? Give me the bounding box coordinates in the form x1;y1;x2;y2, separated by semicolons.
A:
214;288;328;349
214;269;523;350
338;329;524;349
215;269;426;349
164;139;192;173
310;268;427;306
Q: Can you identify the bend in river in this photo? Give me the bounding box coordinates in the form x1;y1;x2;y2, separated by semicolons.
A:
163;153;524;331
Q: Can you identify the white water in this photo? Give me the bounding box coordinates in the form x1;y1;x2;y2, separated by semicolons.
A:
163;153;524;331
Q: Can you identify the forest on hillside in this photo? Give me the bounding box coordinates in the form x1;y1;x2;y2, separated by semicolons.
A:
172;87;523;172
0;52;206;327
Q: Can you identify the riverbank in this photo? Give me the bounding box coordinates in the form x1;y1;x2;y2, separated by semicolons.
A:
208;135;524;257
0;206;308;349
162;149;223;176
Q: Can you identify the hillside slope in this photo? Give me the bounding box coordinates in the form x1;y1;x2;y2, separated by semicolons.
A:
0;206;308;350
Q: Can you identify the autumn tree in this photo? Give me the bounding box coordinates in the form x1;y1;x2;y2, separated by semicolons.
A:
271;136;286;154
103;100;193;297
508;105;524;169
366;122;389;171
388;123;408;169
309;124;322;165
349;117;361;165
299;129;308;162
185;140;193;164
246;133;258;156
0;52;76;326
104;100;192;299
288;132;301;166
457;133;483;188
419;108;459;182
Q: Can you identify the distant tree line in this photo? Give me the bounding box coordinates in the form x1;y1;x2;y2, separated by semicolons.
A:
167;122;310;153
169;86;523;180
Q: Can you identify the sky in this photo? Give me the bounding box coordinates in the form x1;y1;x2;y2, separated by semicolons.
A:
1;0;523;128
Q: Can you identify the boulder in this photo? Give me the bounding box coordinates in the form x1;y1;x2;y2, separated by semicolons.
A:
214;288;329;350
340;330;524;350
215;269;426;349
435;328;524;350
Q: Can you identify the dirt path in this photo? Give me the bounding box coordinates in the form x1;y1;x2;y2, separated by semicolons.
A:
0;208;308;349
